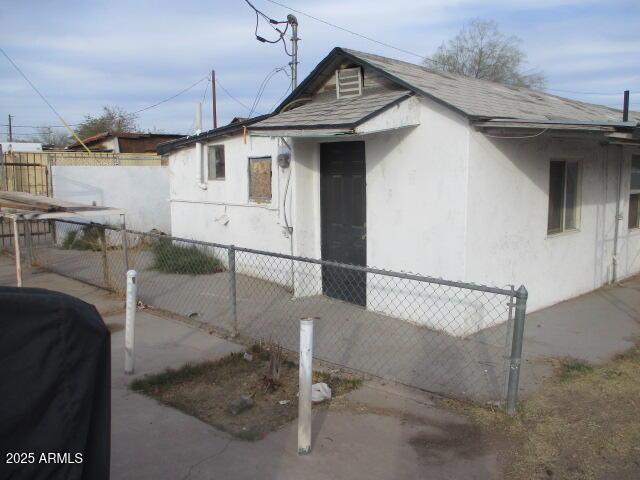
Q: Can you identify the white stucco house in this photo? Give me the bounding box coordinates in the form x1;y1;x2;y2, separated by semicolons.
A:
158;47;640;333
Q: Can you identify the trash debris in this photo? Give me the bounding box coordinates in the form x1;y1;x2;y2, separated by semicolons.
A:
243;352;253;362
228;395;254;416
187;312;199;318
136;300;149;310
311;383;332;402
278;400;290;405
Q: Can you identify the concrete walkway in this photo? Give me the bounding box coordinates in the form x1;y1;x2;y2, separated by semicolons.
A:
516;276;640;396
3;254;640;478
0;256;499;479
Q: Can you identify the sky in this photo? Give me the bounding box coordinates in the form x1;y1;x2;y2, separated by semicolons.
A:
1;0;639;141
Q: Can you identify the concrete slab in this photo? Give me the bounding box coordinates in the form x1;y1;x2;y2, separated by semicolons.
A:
0;255;124;317
106;308;497;479
516;276;640;396
29;246;511;401
0;255;498;479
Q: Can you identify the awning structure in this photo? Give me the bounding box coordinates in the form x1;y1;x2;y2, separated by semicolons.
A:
0;192;125;288
0;191;124;220
249;90;419;138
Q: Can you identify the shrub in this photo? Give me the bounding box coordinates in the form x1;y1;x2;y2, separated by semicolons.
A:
150;238;224;275
61;225;103;251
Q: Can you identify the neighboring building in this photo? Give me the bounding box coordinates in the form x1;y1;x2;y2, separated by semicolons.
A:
158;47;640;335
68;132;182;153
0;142;43;153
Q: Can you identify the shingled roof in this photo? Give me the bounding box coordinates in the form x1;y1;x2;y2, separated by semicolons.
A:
251;90;412;130
272;47;639;125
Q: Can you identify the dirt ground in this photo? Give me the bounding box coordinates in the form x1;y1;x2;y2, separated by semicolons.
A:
444;342;640;480
131;345;361;441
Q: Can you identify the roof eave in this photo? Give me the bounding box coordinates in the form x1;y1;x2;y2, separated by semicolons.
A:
156;114;272;155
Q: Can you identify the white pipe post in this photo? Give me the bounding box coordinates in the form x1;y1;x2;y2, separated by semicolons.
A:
12;217;22;287
125;270;137;375
298;318;314;455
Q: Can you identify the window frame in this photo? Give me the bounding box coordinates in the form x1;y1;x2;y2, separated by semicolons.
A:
207;144;225;181
628;155;640;229
547;158;582;236
247;156;273;204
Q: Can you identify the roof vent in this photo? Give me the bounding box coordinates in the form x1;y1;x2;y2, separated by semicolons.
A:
336;67;363;99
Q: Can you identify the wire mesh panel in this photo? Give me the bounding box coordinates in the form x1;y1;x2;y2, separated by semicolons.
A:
30;220;518;403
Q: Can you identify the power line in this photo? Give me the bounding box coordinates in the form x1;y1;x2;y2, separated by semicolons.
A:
244;0;292;57
269;83;292;112
262;0;640;99
1;74;210;131
546;87;639;96
132;75;209;114
249;66;289;117
263;0;439;65
0;123;80;129
215;78;253;113
0;46;91;152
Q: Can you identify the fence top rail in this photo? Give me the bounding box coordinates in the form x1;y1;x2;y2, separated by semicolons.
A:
52;219;516;297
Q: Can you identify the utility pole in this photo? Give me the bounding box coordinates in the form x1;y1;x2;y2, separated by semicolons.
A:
211;69;218;129
7;114;12;142
623;90;630;122
287;14;299;90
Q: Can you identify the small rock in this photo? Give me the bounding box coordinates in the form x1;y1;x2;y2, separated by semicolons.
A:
243;352;253;362
188;312;199;318
228;395;254;416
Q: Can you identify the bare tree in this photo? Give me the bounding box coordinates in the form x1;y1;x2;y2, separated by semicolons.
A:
428;19;546;90
75;105;139;140
28;127;72;148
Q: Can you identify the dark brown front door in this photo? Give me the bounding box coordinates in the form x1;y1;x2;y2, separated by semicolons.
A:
320;141;366;306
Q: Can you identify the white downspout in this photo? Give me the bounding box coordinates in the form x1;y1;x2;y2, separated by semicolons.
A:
612;145;623;283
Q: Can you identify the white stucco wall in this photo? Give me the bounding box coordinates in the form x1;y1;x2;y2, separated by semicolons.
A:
465;132;640;313
166;96;640;336
287;97;476;333
52;165;171;232
168;133;298;284
169;134;289;249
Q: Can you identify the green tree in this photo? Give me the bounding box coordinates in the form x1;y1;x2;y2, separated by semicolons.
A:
75;105;139;140
428;19;546;90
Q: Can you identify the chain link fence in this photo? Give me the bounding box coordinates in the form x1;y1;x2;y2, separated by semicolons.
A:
23;219;527;409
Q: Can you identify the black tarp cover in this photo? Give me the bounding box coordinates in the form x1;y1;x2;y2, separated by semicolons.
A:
0;287;110;480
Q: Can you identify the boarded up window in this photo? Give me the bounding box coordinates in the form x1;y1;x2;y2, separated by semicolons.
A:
207;145;225;180
249;157;272;203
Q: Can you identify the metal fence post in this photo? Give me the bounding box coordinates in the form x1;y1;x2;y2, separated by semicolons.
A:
120;213;130;272
506;285;528;416
23;218;34;267
125;270;137;375
298;318;314;455
228;245;238;337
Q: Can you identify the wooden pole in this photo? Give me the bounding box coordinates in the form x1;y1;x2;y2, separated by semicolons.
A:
100;227;112;290
13;217;22;287
211;69;218;129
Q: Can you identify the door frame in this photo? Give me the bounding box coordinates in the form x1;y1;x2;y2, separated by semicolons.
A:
319;140;367;305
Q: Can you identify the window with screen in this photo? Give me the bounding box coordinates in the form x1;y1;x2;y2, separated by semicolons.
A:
207;145;225;180
548;160;580;235
629;155;640;229
248;157;272;203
